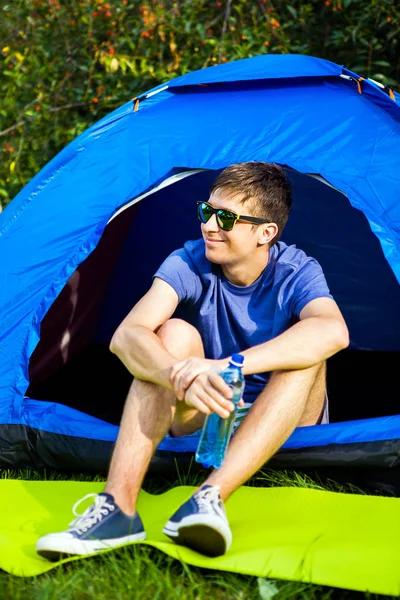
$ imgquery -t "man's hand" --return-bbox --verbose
[169,357,225,399]
[169,357,244,418]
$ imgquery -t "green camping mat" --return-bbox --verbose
[1,480,399,596]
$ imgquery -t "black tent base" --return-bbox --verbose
[1,424,399,497]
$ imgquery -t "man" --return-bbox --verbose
[36,162,349,560]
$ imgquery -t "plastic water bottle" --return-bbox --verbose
[195,353,245,469]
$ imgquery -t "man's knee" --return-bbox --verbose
[269,360,326,384]
[157,318,204,360]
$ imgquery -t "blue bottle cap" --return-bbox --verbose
[230,353,244,367]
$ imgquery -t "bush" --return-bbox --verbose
[1,0,399,210]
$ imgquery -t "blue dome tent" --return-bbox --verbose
[1,55,399,493]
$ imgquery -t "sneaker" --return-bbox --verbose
[162,484,232,557]
[36,492,146,561]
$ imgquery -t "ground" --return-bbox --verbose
[0,466,395,600]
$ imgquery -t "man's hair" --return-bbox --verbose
[209,162,293,244]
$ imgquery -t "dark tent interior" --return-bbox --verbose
[27,168,400,428]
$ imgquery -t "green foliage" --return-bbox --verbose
[0,0,399,210]
[2,543,387,600]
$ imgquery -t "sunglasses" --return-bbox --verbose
[197,201,269,232]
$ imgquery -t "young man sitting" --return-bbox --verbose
[36,162,349,560]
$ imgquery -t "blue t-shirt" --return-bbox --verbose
[154,239,333,402]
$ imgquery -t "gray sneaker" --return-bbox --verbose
[36,492,146,561]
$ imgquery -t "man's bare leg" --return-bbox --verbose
[298,360,327,427]
[104,319,206,515]
[203,361,326,502]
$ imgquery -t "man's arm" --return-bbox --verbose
[110,277,235,416]
[240,297,349,374]
[109,277,181,389]
[170,297,349,395]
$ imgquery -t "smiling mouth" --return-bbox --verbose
[205,238,224,244]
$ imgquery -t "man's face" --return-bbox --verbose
[201,188,268,266]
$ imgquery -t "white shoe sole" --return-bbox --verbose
[36,531,146,560]
[163,514,232,557]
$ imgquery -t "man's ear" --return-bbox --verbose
[258,222,278,246]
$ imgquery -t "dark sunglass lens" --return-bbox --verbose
[198,202,213,223]
[217,209,236,231]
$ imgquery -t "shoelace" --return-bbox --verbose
[195,485,226,519]
[68,493,115,534]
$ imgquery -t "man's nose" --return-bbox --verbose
[203,213,220,232]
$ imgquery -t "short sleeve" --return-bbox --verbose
[282,257,333,319]
[153,248,202,305]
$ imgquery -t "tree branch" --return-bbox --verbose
[48,102,87,113]
[221,0,232,38]
[0,121,27,137]
[217,0,232,61]
[0,103,88,137]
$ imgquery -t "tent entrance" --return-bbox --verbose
[27,169,400,427]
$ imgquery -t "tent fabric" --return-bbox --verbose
[1,479,400,596]
[18,398,400,450]
[340,67,400,123]
[168,54,343,87]
[0,53,400,470]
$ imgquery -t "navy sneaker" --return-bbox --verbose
[36,492,146,561]
[162,484,232,557]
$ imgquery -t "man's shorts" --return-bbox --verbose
[166,391,329,440]
[234,391,329,431]
[318,392,330,424]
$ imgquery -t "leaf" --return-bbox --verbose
[359,37,370,48]
[370,72,389,82]
[344,0,352,7]
[373,60,391,67]
[387,31,398,41]
[109,57,119,73]
[287,6,297,18]
[257,577,279,600]
[351,65,366,73]
[9,161,16,173]
[122,58,137,75]
[195,23,205,38]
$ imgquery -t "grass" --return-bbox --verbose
[0,465,397,600]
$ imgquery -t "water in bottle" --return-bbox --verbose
[195,353,245,469]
